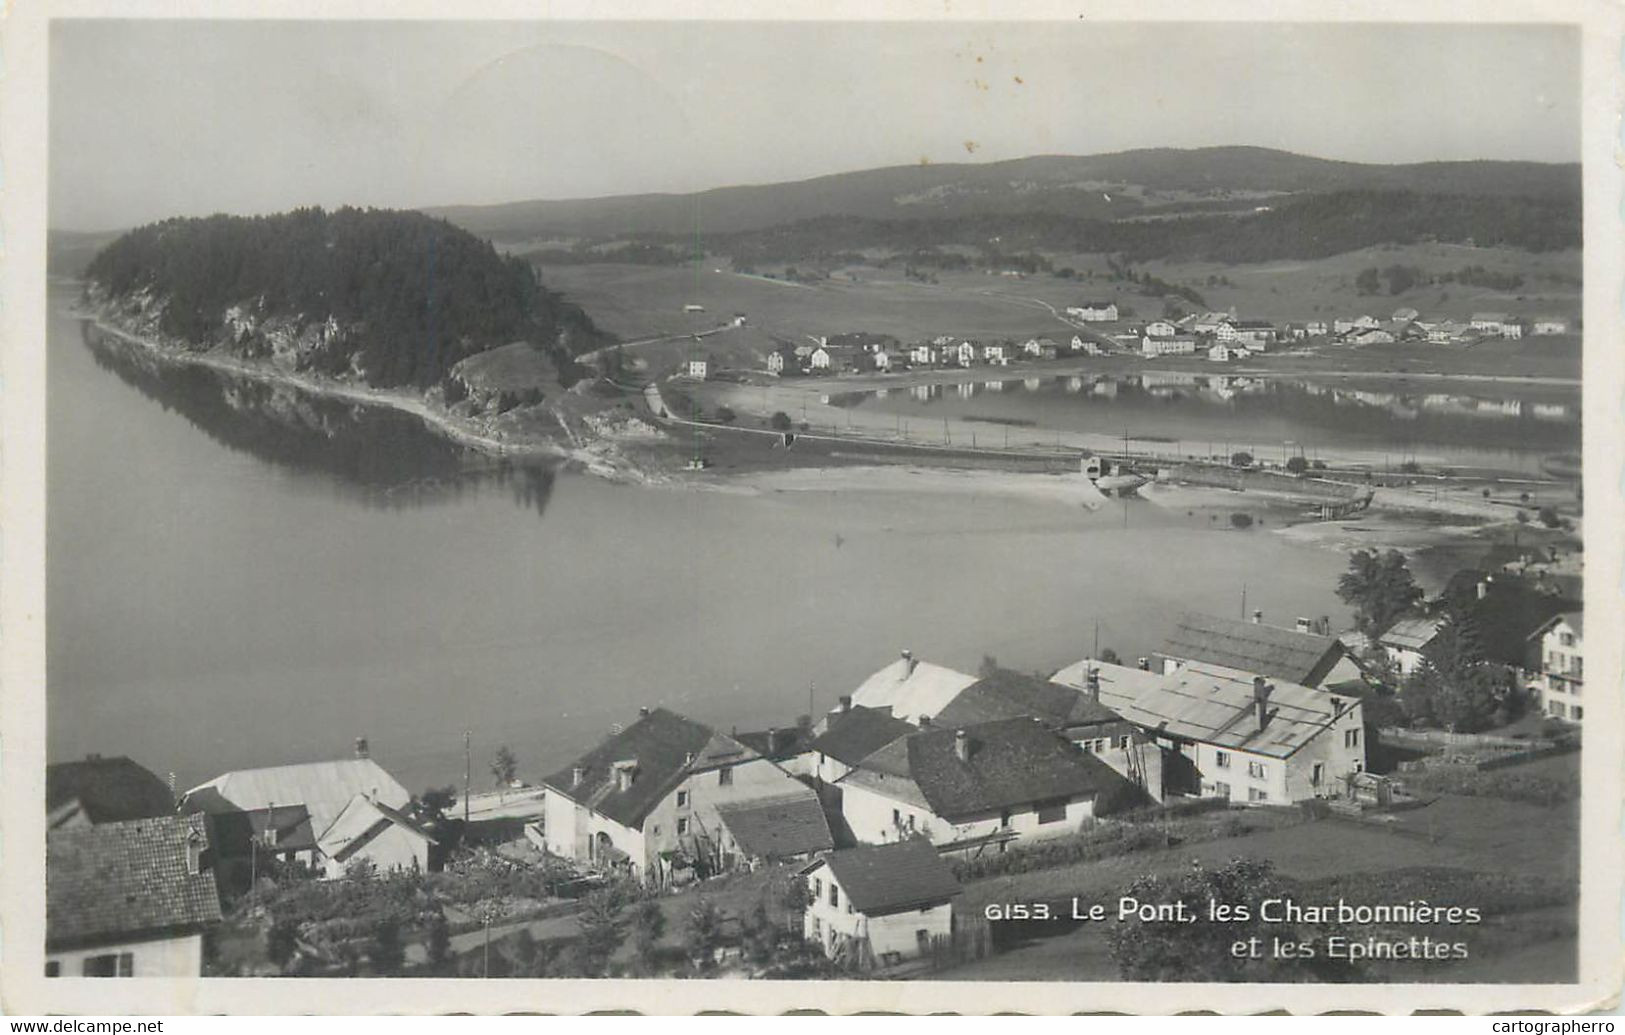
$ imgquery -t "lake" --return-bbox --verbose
[829,371,1580,475]
[50,289,1396,794]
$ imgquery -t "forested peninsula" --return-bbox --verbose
[84,207,603,390]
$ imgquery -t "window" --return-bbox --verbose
[1344,728,1360,749]
[652,824,661,836]
[829,884,839,908]
[1574,707,1584,720]
[82,953,132,977]
[999,809,1012,828]
[1311,763,1324,787]
[1247,760,1266,779]
[1214,751,1231,769]
[1560,632,1575,647]
[892,808,901,826]
[811,877,821,899]
[44,961,60,977]
[846,901,853,915]
[1550,701,1566,718]
[718,766,733,787]
[1035,798,1068,824]
[1248,788,1269,802]
[1118,735,1131,750]
[810,916,821,939]
[676,790,688,808]
[1214,781,1232,798]
[676,818,688,835]
[917,929,932,950]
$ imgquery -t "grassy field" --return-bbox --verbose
[940,793,1577,983]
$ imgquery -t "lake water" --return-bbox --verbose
[49,288,1406,794]
[831,372,1580,474]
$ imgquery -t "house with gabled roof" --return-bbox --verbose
[836,719,1139,855]
[849,650,977,725]
[180,746,411,848]
[541,707,830,885]
[713,793,834,868]
[1530,612,1584,723]
[1377,615,1445,677]
[800,839,961,966]
[47,755,175,830]
[47,814,222,977]
[1159,611,1363,690]
[317,793,439,879]
[807,702,917,783]
[1114,662,1365,804]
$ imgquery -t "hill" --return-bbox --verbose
[427,147,1580,241]
[83,207,604,389]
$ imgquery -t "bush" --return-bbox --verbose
[769,411,792,432]
[1230,451,1254,467]
[1285,455,1309,475]
[1230,512,1254,529]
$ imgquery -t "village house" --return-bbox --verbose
[47,755,175,830]
[733,723,817,777]
[1284,322,1309,341]
[850,650,977,725]
[1377,615,1445,677]
[1190,311,1236,336]
[1159,611,1365,690]
[871,348,893,372]
[836,718,1139,855]
[800,839,961,967]
[1111,662,1367,804]
[684,357,709,380]
[807,346,832,371]
[1439,571,1577,678]
[909,343,938,366]
[1530,612,1584,722]
[1391,307,1420,323]
[1218,320,1274,348]
[1066,301,1119,322]
[933,669,1160,802]
[47,814,222,977]
[1427,320,1471,344]
[1532,317,1571,336]
[540,707,831,885]
[945,341,977,367]
[1347,327,1396,346]
[1141,335,1198,357]
[1469,312,1515,336]
[180,746,413,879]
[981,342,1009,365]
[1207,344,1235,362]
[1305,320,1329,337]
[205,804,320,892]
[806,702,917,784]
[1143,320,1179,338]
[316,792,439,879]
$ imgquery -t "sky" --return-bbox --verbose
[48,20,1580,231]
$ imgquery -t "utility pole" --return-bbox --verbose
[463,730,472,826]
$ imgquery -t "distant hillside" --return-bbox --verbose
[84,207,603,389]
[429,147,1580,241]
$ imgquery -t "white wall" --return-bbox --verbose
[47,933,204,977]
[838,779,1093,850]
[541,787,647,880]
[321,823,430,880]
[802,865,954,963]
[1185,700,1365,804]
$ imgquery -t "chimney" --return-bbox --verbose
[1251,609,1264,625]
[838,695,853,713]
[613,760,636,792]
[918,715,933,729]
[1295,617,1311,634]
[768,727,787,754]
[1253,677,1273,732]
[1477,579,1490,600]
[954,729,971,763]
[571,765,585,787]
[638,706,651,718]
[901,649,917,676]
[1085,665,1102,702]
[683,751,696,767]
[1137,657,1151,671]
[353,737,370,759]
[1318,616,1331,636]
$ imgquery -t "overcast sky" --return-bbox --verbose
[49,20,1579,231]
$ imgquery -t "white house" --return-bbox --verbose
[1160,610,1365,690]
[808,346,833,371]
[765,351,786,375]
[1208,344,1235,362]
[1066,302,1119,322]
[316,793,438,879]
[685,358,709,380]
[1378,616,1445,677]
[1114,663,1366,804]
[836,718,1138,855]
[1143,320,1179,338]
[1347,328,1396,346]
[1305,321,1329,337]
[849,650,977,725]
[1531,613,1584,722]
[1470,312,1516,336]
[910,343,938,365]
[1532,317,1571,336]
[981,343,1009,365]
[801,839,961,967]
[1070,335,1103,356]
[872,349,893,372]
[1427,321,1471,344]
[946,341,977,367]
[46,814,222,977]
[1141,335,1198,357]
[540,708,831,885]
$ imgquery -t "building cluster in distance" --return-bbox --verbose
[678,300,1572,382]
[47,562,1583,975]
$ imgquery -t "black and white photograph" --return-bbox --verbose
[4,3,1620,1016]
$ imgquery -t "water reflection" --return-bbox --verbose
[80,321,558,515]
[830,372,1579,455]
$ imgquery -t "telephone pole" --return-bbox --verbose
[463,730,472,825]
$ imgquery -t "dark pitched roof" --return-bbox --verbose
[814,839,961,915]
[809,706,916,766]
[206,804,317,857]
[1161,612,1344,686]
[934,670,1123,731]
[47,814,222,950]
[715,792,834,860]
[541,708,758,829]
[47,756,174,825]
[856,719,1131,820]
[1440,573,1578,667]
[735,724,816,762]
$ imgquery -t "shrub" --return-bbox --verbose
[1230,451,1254,467]
[1230,512,1254,529]
[1285,455,1309,475]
